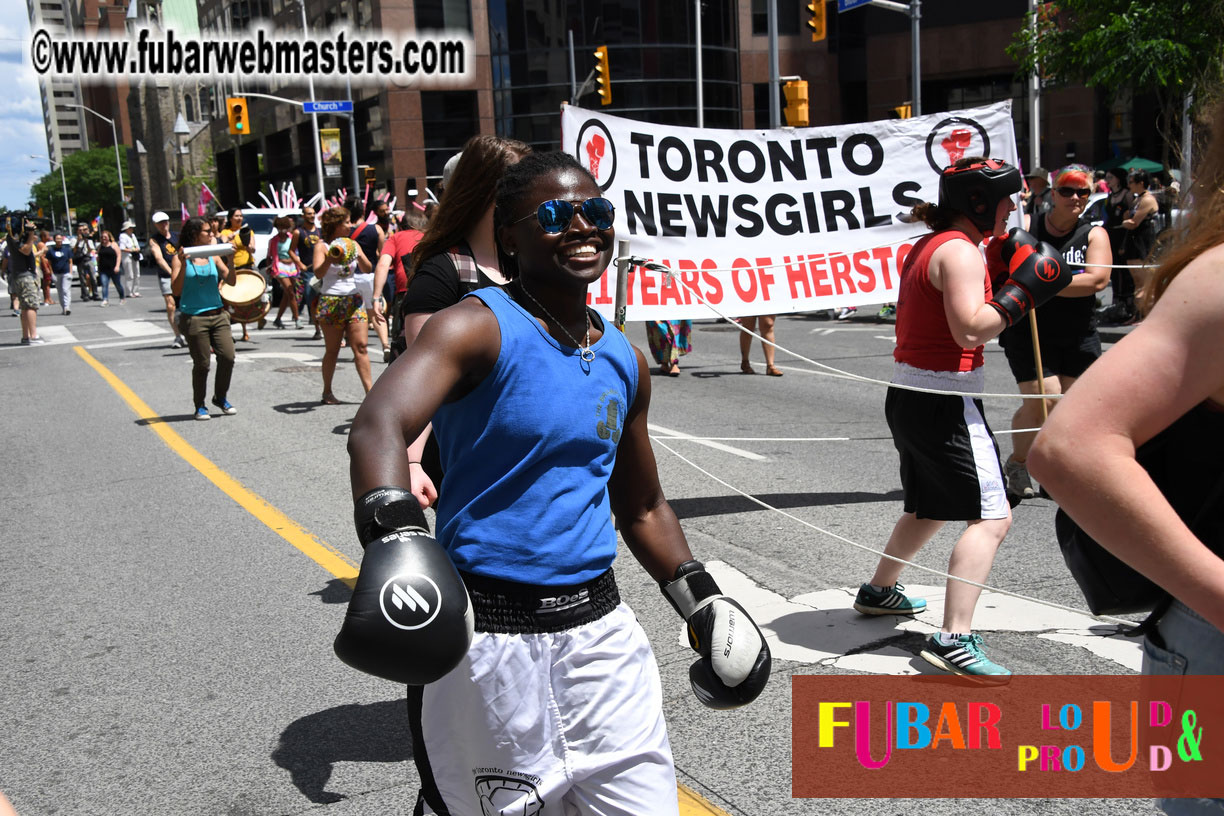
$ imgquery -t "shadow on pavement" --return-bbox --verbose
[136,413,201,425]
[272,400,329,415]
[272,700,413,804]
[309,577,353,605]
[668,490,904,519]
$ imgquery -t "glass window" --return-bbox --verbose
[416,0,472,31]
[752,0,800,36]
[420,90,478,179]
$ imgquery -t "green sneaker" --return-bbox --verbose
[920,633,1011,677]
[853,582,927,616]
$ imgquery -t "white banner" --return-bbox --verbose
[562,101,1019,321]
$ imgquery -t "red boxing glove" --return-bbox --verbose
[987,229,1072,326]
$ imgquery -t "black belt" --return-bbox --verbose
[189,308,223,316]
[460,568,619,634]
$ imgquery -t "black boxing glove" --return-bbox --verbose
[333,527,474,685]
[986,228,1072,326]
[354,486,427,547]
[662,560,771,710]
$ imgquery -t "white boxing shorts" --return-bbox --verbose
[408,599,678,816]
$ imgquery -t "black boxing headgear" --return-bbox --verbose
[937,158,1022,231]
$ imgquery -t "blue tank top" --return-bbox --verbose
[432,287,639,586]
[179,256,224,315]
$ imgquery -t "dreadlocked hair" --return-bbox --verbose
[494,151,597,281]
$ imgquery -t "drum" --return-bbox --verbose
[220,269,266,309]
[227,297,271,325]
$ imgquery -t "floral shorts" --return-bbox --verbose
[316,293,366,326]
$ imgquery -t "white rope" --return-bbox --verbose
[651,436,1136,629]
[633,258,1063,402]
[649,426,1044,443]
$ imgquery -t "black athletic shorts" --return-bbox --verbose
[1000,330,1101,383]
[885,384,1009,521]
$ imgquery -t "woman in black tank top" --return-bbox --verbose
[1031,107,1224,810]
[998,165,1112,502]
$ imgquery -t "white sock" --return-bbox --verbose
[936,632,966,646]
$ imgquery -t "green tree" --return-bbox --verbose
[28,147,130,232]
[1008,0,1224,165]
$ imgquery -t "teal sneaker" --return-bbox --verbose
[853,582,927,616]
[920,633,1011,677]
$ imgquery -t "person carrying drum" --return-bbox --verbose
[170,217,239,421]
[220,208,257,342]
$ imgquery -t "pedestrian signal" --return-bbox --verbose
[807,0,827,42]
[783,80,809,127]
[593,46,611,106]
[893,103,912,119]
[227,97,249,135]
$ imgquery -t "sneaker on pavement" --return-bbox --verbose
[835,306,857,321]
[921,633,1011,678]
[1004,458,1036,501]
[854,582,927,616]
[194,406,211,421]
[877,304,896,318]
[383,346,391,363]
[172,337,185,349]
[28,336,46,345]
[20,337,30,345]
[211,397,237,415]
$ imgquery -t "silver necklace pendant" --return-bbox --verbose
[518,282,595,362]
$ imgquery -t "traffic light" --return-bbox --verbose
[893,103,913,119]
[807,0,827,42]
[593,45,611,106]
[227,97,249,135]
[363,166,376,183]
[783,80,809,127]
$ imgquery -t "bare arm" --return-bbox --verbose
[313,240,331,277]
[288,232,304,270]
[931,239,1009,348]
[608,346,696,583]
[348,301,498,499]
[355,245,372,275]
[149,242,172,277]
[373,248,394,300]
[215,255,235,286]
[1029,247,1224,632]
[1058,226,1112,298]
[1122,193,1158,229]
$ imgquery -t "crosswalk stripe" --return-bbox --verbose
[37,325,78,344]
[106,319,167,337]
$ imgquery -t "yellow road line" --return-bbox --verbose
[75,346,359,586]
[77,345,729,816]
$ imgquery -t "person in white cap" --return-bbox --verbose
[118,220,142,298]
[147,211,185,348]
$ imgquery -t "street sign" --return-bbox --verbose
[837,0,871,11]
[303,101,353,114]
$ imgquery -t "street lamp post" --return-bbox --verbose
[297,0,328,200]
[31,154,71,232]
[64,103,127,221]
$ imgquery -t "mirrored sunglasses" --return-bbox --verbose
[1056,186,1093,199]
[514,198,615,233]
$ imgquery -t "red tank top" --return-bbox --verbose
[893,230,989,373]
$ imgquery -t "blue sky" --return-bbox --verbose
[1,14,53,211]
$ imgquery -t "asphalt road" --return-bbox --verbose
[0,286,1158,816]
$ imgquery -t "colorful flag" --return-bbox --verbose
[92,208,103,229]
[181,202,190,222]
[197,200,206,216]
[200,183,216,208]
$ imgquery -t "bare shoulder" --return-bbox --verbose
[928,234,981,290]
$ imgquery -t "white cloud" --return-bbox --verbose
[0,15,51,209]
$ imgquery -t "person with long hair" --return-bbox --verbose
[396,133,531,506]
[267,215,300,329]
[996,164,1111,501]
[1030,102,1224,816]
[220,208,256,341]
[169,217,238,420]
[95,230,125,306]
[1120,168,1161,310]
[1098,166,1137,323]
[347,151,769,815]
[851,157,1070,678]
[344,196,389,359]
[313,206,374,403]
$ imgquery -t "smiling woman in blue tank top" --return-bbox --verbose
[347,151,771,816]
